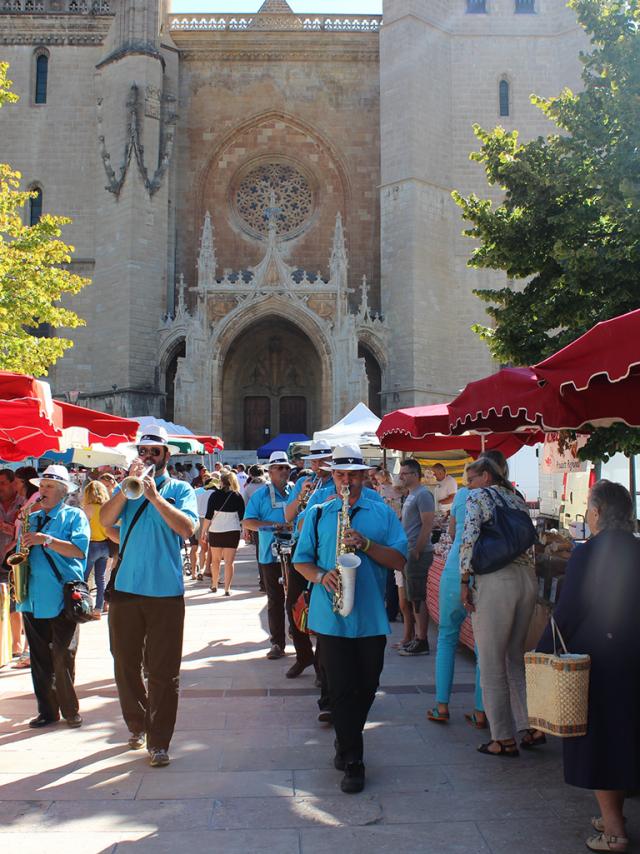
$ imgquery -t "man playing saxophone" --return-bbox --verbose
[294,444,407,794]
[17,465,90,728]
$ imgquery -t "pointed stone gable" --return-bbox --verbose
[249,0,302,30]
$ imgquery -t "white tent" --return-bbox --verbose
[313,402,381,447]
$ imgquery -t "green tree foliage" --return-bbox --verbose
[453,1,640,460]
[0,61,89,376]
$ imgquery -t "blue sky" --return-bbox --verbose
[171,1,382,14]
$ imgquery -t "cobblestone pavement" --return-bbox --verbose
[1,543,637,853]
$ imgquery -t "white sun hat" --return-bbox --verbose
[302,440,333,461]
[267,451,294,468]
[30,464,79,493]
[134,423,182,455]
[329,444,370,471]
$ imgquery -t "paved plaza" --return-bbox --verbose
[0,543,636,854]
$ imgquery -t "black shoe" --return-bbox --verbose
[29,714,60,728]
[266,644,285,660]
[65,714,83,728]
[314,676,322,688]
[286,659,313,679]
[341,761,365,794]
[334,739,345,771]
[317,710,333,725]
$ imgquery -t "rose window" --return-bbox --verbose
[234,163,314,239]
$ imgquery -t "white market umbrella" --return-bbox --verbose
[314,402,381,447]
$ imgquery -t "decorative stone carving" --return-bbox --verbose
[233,163,314,240]
[97,83,177,197]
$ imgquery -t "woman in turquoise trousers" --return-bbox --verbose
[427,486,485,727]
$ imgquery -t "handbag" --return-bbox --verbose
[471,488,536,575]
[293,587,312,634]
[524,617,591,737]
[42,549,94,624]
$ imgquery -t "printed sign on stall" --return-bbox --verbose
[540,433,589,474]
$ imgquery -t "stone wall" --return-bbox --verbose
[380,0,585,412]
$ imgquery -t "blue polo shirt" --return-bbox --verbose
[114,474,198,597]
[294,493,408,638]
[17,501,89,619]
[244,482,291,564]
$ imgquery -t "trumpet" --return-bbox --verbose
[121,464,155,500]
[7,506,32,604]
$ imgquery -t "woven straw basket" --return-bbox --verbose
[525,618,590,737]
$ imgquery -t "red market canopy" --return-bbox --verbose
[376,402,543,458]
[174,433,224,453]
[534,309,640,393]
[0,372,139,461]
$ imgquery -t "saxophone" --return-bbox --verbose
[332,485,361,617]
[7,507,31,605]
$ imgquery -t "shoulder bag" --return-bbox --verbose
[471,487,537,575]
[104,499,150,601]
[41,548,94,624]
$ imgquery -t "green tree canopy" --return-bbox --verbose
[0,61,89,376]
[453,0,640,459]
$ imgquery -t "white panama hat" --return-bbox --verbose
[134,423,181,455]
[267,451,294,468]
[329,444,370,472]
[30,464,79,493]
[302,440,333,461]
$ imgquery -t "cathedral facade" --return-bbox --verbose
[0,0,585,448]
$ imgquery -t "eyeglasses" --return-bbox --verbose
[137,447,164,457]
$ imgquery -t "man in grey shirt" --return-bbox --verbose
[398,459,434,655]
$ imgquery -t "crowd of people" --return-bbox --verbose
[1,426,638,849]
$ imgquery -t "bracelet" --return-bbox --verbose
[362,538,371,553]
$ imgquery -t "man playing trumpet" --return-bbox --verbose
[100,425,198,767]
[294,445,407,794]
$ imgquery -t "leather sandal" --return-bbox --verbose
[591,817,627,834]
[477,740,519,758]
[519,728,547,750]
[585,832,628,852]
[464,711,488,730]
[426,707,449,723]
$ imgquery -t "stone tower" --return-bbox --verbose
[85,0,178,415]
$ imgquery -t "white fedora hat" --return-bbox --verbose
[302,440,333,461]
[267,451,294,468]
[134,423,181,455]
[329,444,370,471]
[30,464,79,493]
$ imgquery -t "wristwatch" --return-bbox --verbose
[42,534,54,548]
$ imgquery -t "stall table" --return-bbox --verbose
[426,555,475,652]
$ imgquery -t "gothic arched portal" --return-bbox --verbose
[221,316,323,449]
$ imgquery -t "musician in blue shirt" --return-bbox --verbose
[101,425,198,768]
[295,445,408,794]
[244,451,315,676]
[19,465,89,729]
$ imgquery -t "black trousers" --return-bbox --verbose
[316,633,386,763]
[261,561,314,663]
[108,594,185,751]
[23,611,79,720]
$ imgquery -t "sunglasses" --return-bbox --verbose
[137,446,165,457]
[271,465,290,471]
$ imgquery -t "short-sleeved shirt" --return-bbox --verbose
[401,485,435,550]
[244,482,292,564]
[17,500,90,619]
[295,493,408,638]
[194,486,212,518]
[435,474,458,507]
[113,474,198,597]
